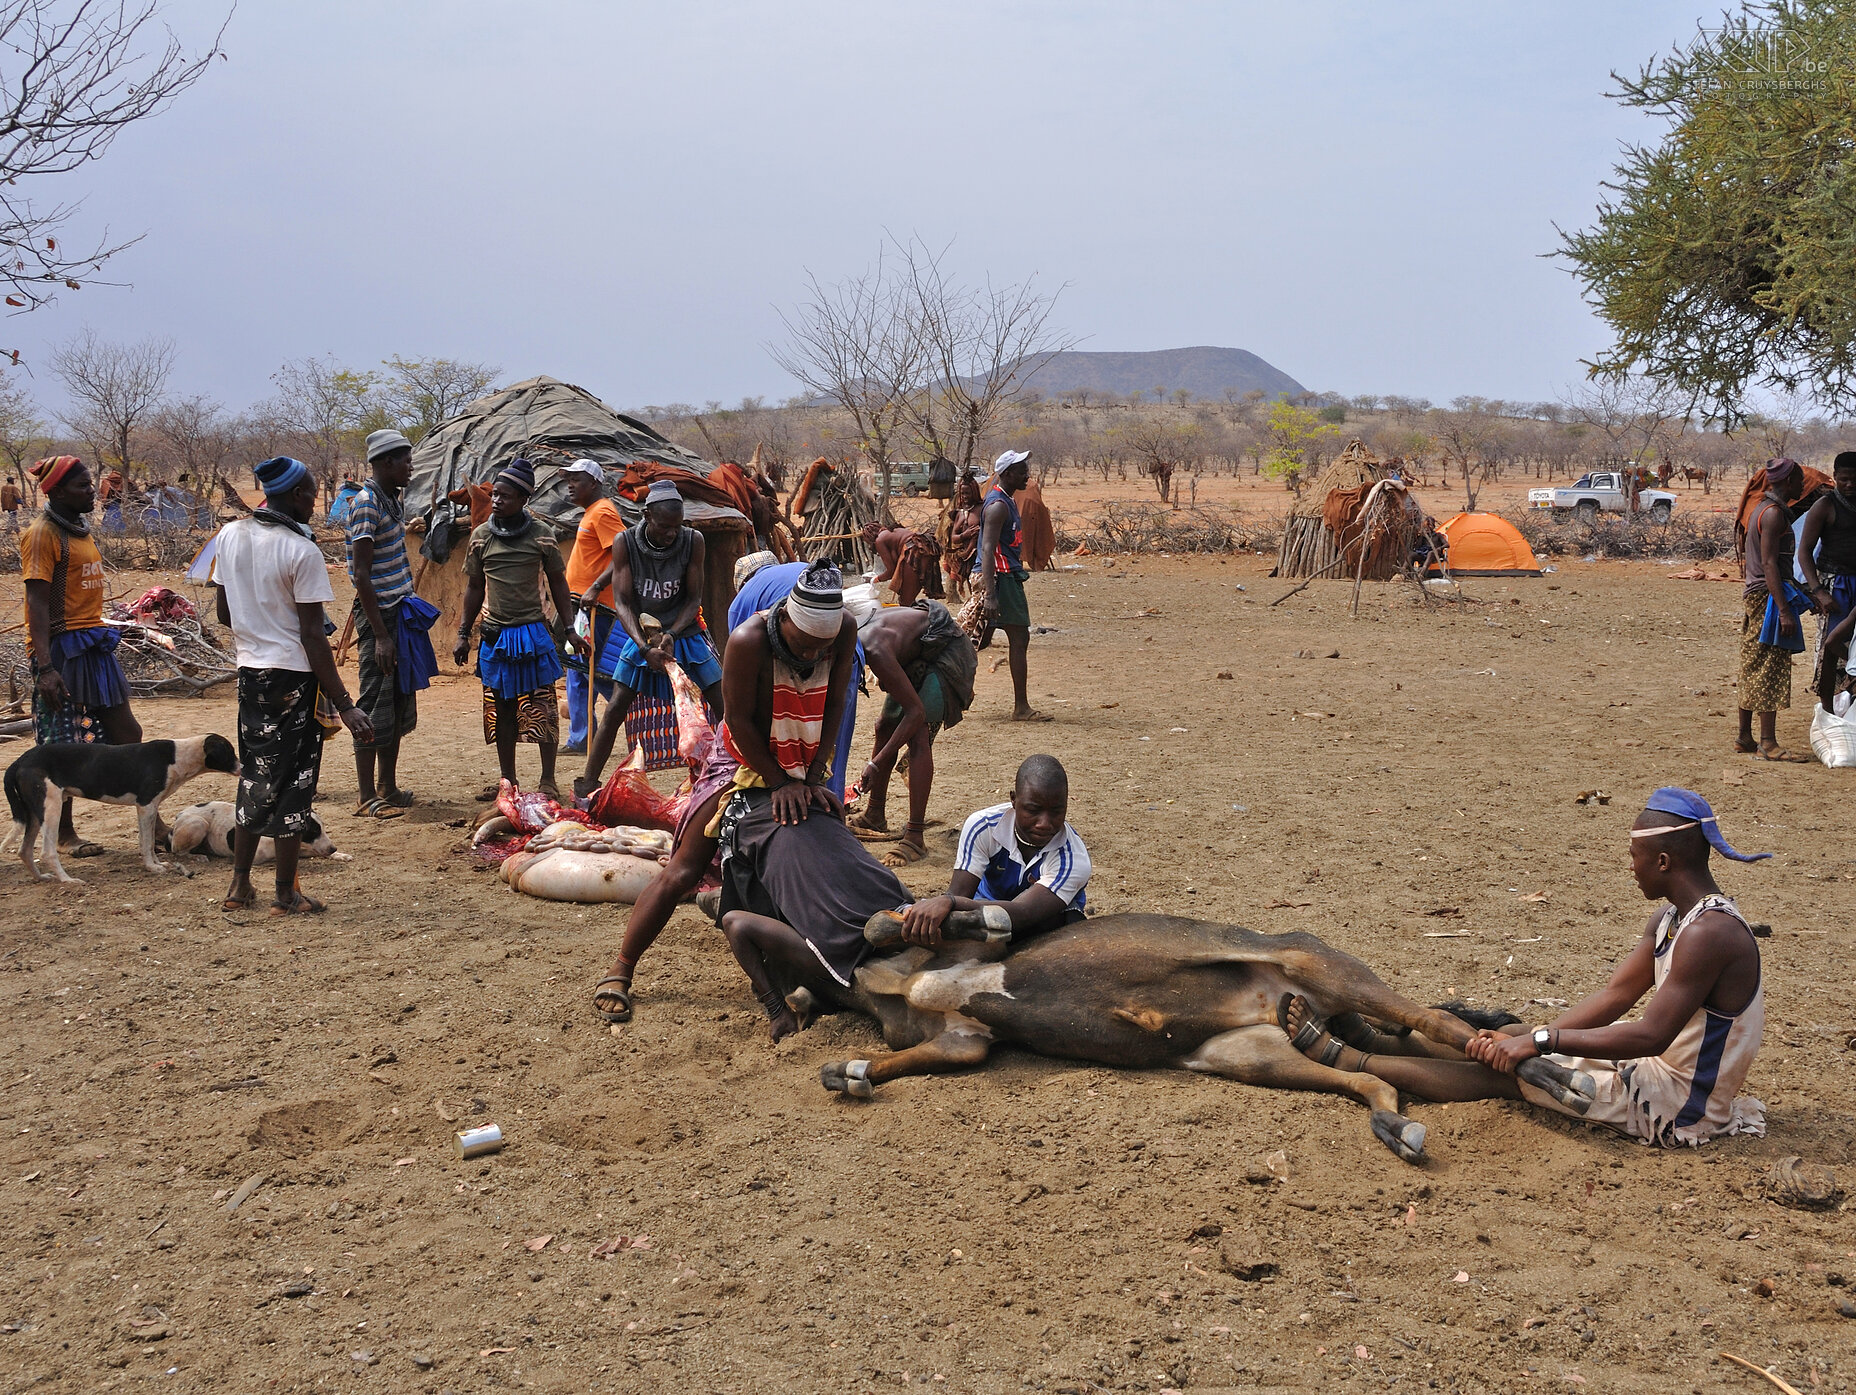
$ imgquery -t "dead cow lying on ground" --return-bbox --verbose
[813,910,1593,1162]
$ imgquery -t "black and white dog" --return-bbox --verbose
[3,736,240,884]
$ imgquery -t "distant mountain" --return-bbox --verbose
[1022,346,1304,402]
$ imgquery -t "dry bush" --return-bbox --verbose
[1506,508,1735,560]
[1051,502,1284,557]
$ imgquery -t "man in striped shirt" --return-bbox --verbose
[344,430,419,816]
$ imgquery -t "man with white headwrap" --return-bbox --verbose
[589,559,859,1027]
[704,559,913,1041]
[1279,787,1769,1148]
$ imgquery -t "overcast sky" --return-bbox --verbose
[9,1,1712,420]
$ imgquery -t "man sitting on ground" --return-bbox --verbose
[898,754,1090,948]
[1280,788,1767,1148]
[590,559,859,1027]
[845,597,977,866]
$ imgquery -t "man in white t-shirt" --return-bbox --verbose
[212,456,371,916]
[899,753,1090,948]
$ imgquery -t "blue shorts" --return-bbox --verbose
[597,627,723,700]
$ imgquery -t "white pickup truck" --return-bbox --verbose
[1528,471,1677,524]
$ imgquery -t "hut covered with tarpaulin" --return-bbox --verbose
[404,376,756,646]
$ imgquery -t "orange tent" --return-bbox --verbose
[1439,512,1541,575]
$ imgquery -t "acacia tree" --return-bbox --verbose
[267,355,379,488]
[0,371,45,496]
[0,2,227,319]
[895,236,1079,482]
[1260,400,1337,494]
[378,356,500,440]
[1108,416,1202,505]
[1560,4,1856,422]
[1562,375,1686,474]
[147,393,236,498]
[49,328,173,473]
[769,249,927,515]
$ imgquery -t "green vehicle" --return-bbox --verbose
[874,461,933,497]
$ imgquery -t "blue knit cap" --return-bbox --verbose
[254,456,309,497]
[1638,787,1772,862]
[495,457,536,496]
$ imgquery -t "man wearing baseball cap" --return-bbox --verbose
[559,459,623,754]
[972,449,1047,721]
[576,479,725,799]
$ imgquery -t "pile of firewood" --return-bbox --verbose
[789,458,879,574]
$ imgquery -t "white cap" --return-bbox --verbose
[365,428,412,461]
[994,448,1030,471]
[561,458,605,482]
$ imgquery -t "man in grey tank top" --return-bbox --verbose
[576,481,725,798]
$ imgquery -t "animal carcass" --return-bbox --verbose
[497,820,672,904]
[816,912,1595,1163]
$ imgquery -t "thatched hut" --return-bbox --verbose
[1273,439,1389,579]
[404,377,755,646]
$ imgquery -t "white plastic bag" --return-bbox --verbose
[1809,702,1856,768]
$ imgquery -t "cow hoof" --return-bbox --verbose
[945,904,1013,942]
[1370,1109,1427,1163]
[1516,1056,1596,1115]
[864,909,909,950]
[820,1059,875,1099]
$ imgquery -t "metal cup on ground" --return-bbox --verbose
[454,1124,504,1160]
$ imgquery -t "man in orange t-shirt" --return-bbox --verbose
[560,459,624,753]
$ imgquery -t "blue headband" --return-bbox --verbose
[254,455,310,497]
[1638,787,1772,862]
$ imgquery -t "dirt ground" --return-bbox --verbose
[3,551,1854,1395]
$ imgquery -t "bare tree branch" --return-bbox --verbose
[48,326,172,472]
[0,1,229,316]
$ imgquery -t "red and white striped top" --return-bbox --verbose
[721,641,831,781]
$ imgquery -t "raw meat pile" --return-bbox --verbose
[472,660,716,902]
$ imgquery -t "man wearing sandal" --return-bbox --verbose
[344,429,431,819]
[848,598,977,866]
[213,455,373,916]
[1736,457,1813,761]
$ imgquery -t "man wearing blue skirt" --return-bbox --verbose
[454,459,583,799]
[574,480,724,798]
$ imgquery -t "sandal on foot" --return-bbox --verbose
[1277,994,1348,1065]
[64,840,105,859]
[222,892,256,913]
[592,976,634,1024]
[474,783,500,803]
[1733,738,1758,754]
[269,892,327,917]
[353,797,406,820]
[880,841,927,867]
[1757,747,1812,763]
[380,789,415,809]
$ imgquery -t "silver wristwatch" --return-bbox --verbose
[1532,1027,1554,1055]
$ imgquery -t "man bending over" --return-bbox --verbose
[1280,788,1767,1148]
[846,597,977,866]
[591,559,858,1026]
[899,754,1090,949]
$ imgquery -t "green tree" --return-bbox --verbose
[1560,4,1856,422]
[379,357,501,440]
[1260,400,1337,491]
